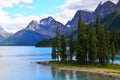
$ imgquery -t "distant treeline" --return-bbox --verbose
[51,16,118,65]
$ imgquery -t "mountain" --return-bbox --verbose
[93,1,115,20]
[0,25,12,41]
[66,10,92,31]
[26,20,40,31]
[0,26,5,40]
[0,26,8,38]
[39,17,66,33]
[2,1,119,46]
[114,0,120,12]
[3,17,66,45]
[66,1,115,31]
[27,17,66,37]
[102,0,120,29]
[40,17,64,27]
[36,1,118,47]
[3,29,50,45]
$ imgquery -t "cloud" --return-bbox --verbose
[57,0,118,11]
[1,14,41,33]
[57,0,82,10]
[0,12,50,33]
[51,10,75,25]
[19,4,33,9]
[0,0,33,33]
[27,6,33,9]
[0,0,32,8]
[52,0,118,24]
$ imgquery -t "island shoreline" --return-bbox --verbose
[37,61,120,79]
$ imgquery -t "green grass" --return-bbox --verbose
[48,61,120,71]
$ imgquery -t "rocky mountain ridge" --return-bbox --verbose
[65,1,116,31]
[0,0,119,45]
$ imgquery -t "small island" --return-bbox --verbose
[37,15,120,79]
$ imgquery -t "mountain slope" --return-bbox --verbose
[66,1,115,31]
[114,0,120,12]
[39,17,66,33]
[3,17,66,45]
[102,0,120,29]
[3,29,51,45]
[66,10,92,31]
[0,25,12,41]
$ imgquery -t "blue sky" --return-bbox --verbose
[3,0,64,18]
[0,0,118,33]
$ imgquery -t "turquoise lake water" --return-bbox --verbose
[0,46,119,80]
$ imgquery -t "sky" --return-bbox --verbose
[0,0,118,33]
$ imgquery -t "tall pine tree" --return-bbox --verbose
[69,33,75,61]
[76,16,88,64]
[96,16,108,65]
[88,26,97,64]
[51,42,57,61]
[60,34,67,61]
[96,16,101,63]
[111,42,116,64]
[105,29,110,64]
[56,26,61,61]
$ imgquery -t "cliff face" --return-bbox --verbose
[114,0,120,12]
[92,1,115,22]
[102,0,120,29]
[65,1,116,32]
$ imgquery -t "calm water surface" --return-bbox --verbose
[0,46,119,80]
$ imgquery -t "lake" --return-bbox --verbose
[0,46,119,80]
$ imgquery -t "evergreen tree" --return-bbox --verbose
[96,16,108,65]
[51,42,57,60]
[69,33,75,61]
[95,16,101,63]
[56,26,61,60]
[110,30,120,52]
[114,30,120,51]
[99,26,107,65]
[76,16,88,64]
[105,29,110,64]
[88,26,97,64]
[111,42,116,64]
[60,34,67,61]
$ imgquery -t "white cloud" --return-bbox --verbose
[57,0,118,11]
[27,6,33,9]
[19,4,33,9]
[0,0,33,33]
[1,14,41,33]
[0,0,32,8]
[53,0,118,24]
[51,10,75,24]
[57,0,82,10]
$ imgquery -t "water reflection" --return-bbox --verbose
[51,67,120,80]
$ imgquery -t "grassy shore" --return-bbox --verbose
[37,61,120,79]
